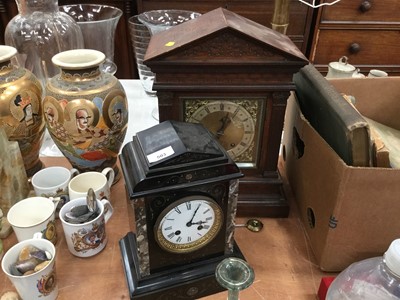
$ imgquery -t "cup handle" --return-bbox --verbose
[101,199,114,223]
[49,197,61,212]
[70,168,80,178]
[101,167,115,187]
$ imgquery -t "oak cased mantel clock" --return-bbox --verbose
[144,8,309,217]
[119,120,244,299]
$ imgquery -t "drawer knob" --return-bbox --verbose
[359,1,372,12]
[349,43,361,54]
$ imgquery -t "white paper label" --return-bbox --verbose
[147,146,174,163]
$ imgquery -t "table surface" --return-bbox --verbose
[1,81,336,300]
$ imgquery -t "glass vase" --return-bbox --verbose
[43,49,128,183]
[128,10,201,120]
[4,0,84,88]
[60,4,122,76]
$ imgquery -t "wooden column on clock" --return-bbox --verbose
[144,8,308,218]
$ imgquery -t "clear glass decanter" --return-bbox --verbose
[4,0,84,88]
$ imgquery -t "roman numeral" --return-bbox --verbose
[232,106,240,117]
[174,207,181,214]
[164,226,172,231]
[186,202,191,210]
[176,236,182,243]
[167,232,175,239]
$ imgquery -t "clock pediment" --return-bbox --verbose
[120,121,243,197]
[144,7,308,66]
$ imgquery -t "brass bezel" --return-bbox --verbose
[183,97,265,167]
[155,195,224,254]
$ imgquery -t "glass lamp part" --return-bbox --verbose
[215,257,255,300]
[60,4,122,75]
[4,0,84,87]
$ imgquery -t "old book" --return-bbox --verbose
[293,64,371,167]
[365,116,400,168]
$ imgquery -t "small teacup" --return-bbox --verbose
[1,237,58,300]
[68,167,114,201]
[368,69,388,78]
[7,197,59,244]
[31,166,79,214]
[59,197,114,257]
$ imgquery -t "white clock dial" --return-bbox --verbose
[155,196,223,253]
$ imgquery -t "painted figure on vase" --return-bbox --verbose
[43,91,128,171]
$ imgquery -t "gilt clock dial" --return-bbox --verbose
[184,98,264,167]
[155,195,223,254]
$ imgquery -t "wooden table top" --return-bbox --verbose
[0,157,336,300]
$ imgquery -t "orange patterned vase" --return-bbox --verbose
[0,45,44,177]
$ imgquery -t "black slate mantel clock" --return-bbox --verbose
[119,120,244,300]
[144,7,309,218]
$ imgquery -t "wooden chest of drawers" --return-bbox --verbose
[310,0,400,75]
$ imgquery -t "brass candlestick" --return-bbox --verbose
[271,0,290,34]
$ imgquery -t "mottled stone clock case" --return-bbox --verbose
[144,8,309,218]
[119,121,244,299]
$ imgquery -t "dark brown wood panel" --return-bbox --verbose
[321,0,400,23]
[1,1,315,80]
[313,29,400,66]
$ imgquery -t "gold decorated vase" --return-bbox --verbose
[44,49,128,181]
[0,45,44,177]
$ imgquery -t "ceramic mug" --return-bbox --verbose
[59,197,114,257]
[31,166,79,214]
[7,197,59,244]
[68,167,114,201]
[1,237,58,300]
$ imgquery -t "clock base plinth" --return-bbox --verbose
[119,232,245,300]
[237,176,289,218]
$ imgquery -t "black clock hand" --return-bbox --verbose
[187,204,201,226]
[191,220,207,225]
[216,113,231,139]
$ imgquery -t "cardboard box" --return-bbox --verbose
[281,77,400,272]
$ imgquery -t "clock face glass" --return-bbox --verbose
[155,196,223,253]
[184,98,265,167]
